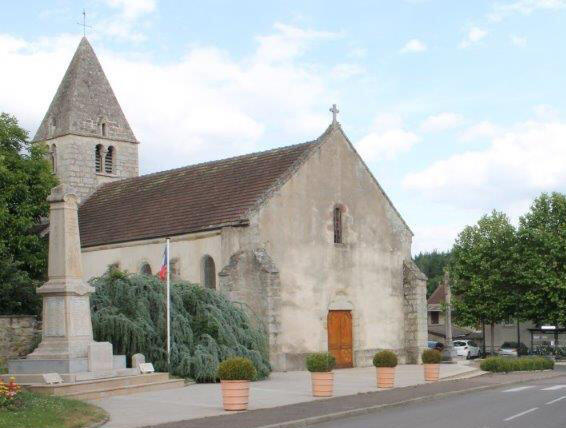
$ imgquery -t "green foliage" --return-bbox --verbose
[413,250,451,298]
[480,356,554,372]
[0,113,57,315]
[89,270,271,382]
[422,349,441,364]
[305,352,336,372]
[516,193,566,327]
[449,211,517,329]
[0,391,107,427]
[372,350,398,368]
[217,357,256,381]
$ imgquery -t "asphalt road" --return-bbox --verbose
[316,376,566,428]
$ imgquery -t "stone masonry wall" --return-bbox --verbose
[403,259,428,364]
[218,248,283,370]
[0,316,41,361]
[48,134,138,202]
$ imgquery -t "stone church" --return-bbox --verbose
[33,37,427,371]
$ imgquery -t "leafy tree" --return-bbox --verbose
[0,113,57,315]
[414,250,451,297]
[448,211,517,353]
[90,270,271,382]
[516,193,566,327]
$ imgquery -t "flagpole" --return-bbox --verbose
[166,238,171,367]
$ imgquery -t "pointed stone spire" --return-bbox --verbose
[33,37,137,143]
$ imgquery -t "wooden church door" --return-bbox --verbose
[327,310,353,368]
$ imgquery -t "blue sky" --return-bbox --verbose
[2,0,566,253]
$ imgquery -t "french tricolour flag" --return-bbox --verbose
[158,245,168,281]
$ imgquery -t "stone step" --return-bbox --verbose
[62,378,186,400]
[27,373,180,398]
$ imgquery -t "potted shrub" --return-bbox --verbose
[373,350,398,388]
[306,352,336,397]
[422,349,442,381]
[217,357,256,411]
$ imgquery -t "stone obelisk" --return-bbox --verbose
[27,185,95,361]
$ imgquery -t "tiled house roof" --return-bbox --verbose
[78,139,321,247]
[427,282,446,305]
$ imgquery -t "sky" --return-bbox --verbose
[2,0,566,254]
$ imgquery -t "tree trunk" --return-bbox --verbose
[490,322,495,355]
[482,320,486,356]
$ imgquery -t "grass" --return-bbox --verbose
[0,391,107,428]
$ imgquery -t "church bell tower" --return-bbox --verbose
[33,37,139,202]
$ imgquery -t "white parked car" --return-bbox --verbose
[452,340,480,359]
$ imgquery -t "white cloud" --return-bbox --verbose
[95,0,157,42]
[412,224,465,254]
[348,47,367,59]
[355,114,421,162]
[459,27,488,48]
[0,23,342,173]
[510,34,527,47]
[104,0,156,19]
[420,112,464,133]
[403,118,566,211]
[330,63,364,79]
[459,121,501,142]
[255,23,340,63]
[533,104,559,120]
[400,39,427,53]
[489,0,566,21]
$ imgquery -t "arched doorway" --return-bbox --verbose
[327,310,353,368]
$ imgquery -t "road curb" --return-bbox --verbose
[257,372,566,428]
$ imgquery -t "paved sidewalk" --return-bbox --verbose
[154,370,565,428]
[95,363,477,428]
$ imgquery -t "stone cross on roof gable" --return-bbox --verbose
[330,104,339,124]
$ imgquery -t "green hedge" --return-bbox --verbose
[217,357,256,381]
[373,350,398,368]
[306,353,336,372]
[480,356,554,373]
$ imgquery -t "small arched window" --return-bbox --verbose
[95,144,103,173]
[101,122,107,137]
[202,255,216,289]
[140,262,152,275]
[333,206,343,244]
[105,146,114,174]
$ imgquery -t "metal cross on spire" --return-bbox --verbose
[77,9,92,37]
[329,104,339,124]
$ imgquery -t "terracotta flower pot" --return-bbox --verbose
[311,371,334,397]
[221,380,250,411]
[424,364,440,381]
[376,367,395,388]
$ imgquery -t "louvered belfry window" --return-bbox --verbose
[95,145,102,172]
[105,146,114,174]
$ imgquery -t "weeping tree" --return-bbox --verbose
[89,269,271,382]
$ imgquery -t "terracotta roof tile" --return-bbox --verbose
[427,282,446,305]
[78,140,320,247]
